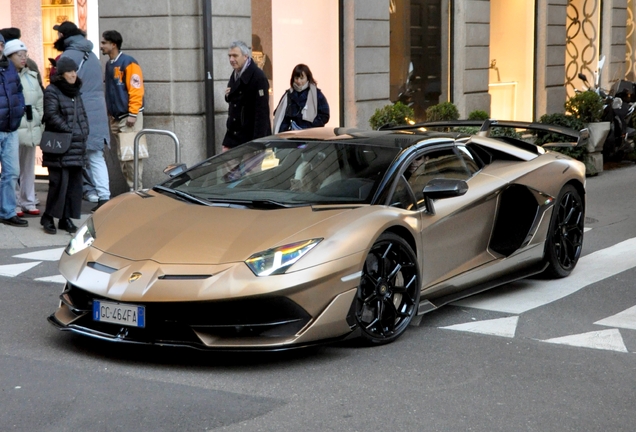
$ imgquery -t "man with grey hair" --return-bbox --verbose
[222,40,271,151]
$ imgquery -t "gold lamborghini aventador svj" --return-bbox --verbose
[49,121,587,350]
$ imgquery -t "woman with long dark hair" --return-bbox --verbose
[273,64,330,133]
[40,57,89,235]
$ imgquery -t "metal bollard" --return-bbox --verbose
[133,129,181,191]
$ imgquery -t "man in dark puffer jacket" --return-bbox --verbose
[0,33,28,227]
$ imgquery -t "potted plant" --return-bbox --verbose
[369,102,415,130]
[536,112,600,175]
[564,90,609,154]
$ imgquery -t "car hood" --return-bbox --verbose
[91,191,352,264]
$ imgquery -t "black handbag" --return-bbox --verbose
[40,99,77,154]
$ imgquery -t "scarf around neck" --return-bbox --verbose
[273,83,319,133]
[52,76,82,97]
[234,57,251,81]
[293,81,309,92]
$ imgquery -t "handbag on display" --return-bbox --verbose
[118,131,149,161]
[40,99,77,155]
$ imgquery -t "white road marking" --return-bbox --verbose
[0,262,41,277]
[440,316,519,338]
[595,306,636,330]
[13,247,65,262]
[35,275,67,284]
[453,237,636,314]
[540,329,628,353]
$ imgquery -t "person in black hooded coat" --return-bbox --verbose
[41,57,89,235]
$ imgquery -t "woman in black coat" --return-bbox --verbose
[41,57,89,235]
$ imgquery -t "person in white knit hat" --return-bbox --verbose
[4,39,44,217]
[0,32,28,227]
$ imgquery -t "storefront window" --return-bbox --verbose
[626,0,636,80]
[390,0,443,122]
[489,0,535,121]
[41,0,75,84]
[252,0,340,128]
[564,0,600,98]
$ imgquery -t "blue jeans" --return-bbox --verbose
[85,148,110,200]
[0,131,20,219]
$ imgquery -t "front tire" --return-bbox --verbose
[355,232,420,344]
[542,184,584,278]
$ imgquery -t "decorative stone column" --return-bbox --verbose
[99,0,248,194]
[342,0,391,128]
[535,0,568,117]
[452,0,491,118]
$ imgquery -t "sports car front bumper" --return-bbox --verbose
[49,247,366,350]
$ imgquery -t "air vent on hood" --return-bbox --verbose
[158,275,213,280]
[87,262,117,274]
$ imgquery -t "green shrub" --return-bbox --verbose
[564,90,603,123]
[535,113,586,146]
[536,112,590,170]
[468,110,489,121]
[425,102,460,122]
[455,126,480,135]
[491,127,523,139]
[368,102,415,130]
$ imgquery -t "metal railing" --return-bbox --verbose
[133,129,181,190]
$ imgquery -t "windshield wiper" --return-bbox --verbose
[207,198,299,209]
[250,199,298,209]
[153,185,211,206]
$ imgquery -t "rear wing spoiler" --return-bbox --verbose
[381,119,589,149]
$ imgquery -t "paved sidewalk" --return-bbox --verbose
[0,180,94,250]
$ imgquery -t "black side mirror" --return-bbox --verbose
[422,178,468,215]
[578,72,589,84]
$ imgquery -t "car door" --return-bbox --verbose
[399,145,507,294]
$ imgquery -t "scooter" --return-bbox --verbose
[578,56,635,160]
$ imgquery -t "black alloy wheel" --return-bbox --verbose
[355,232,420,344]
[543,184,584,278]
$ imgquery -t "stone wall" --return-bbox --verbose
[99,0,206,195]
[601,0,628,88]
[453,0,491,117]
[210,0,251,153]
[535,0,567,117]
[343,0,391,129]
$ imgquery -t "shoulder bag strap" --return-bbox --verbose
[77,51,90,73]
[70,98,78,134]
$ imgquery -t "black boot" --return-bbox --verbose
[40,214,56,235]
[58,218,77,233]
[91,199,109,213]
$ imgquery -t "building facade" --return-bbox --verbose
[2,0,634,191]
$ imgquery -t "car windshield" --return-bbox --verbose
[159,140,401,206]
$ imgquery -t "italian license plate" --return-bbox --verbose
[93,300,145,328]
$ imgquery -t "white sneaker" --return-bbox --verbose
[85,193,99,203]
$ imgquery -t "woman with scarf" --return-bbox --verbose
[273,64,330,133]
[40,57,89,235]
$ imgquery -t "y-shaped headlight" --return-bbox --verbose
[65,217,96,256]
[245,239,322,276]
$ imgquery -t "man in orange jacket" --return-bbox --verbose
[100,30,146,190]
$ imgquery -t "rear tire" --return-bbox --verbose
[355,233,420,344]
[542,184,584,278]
